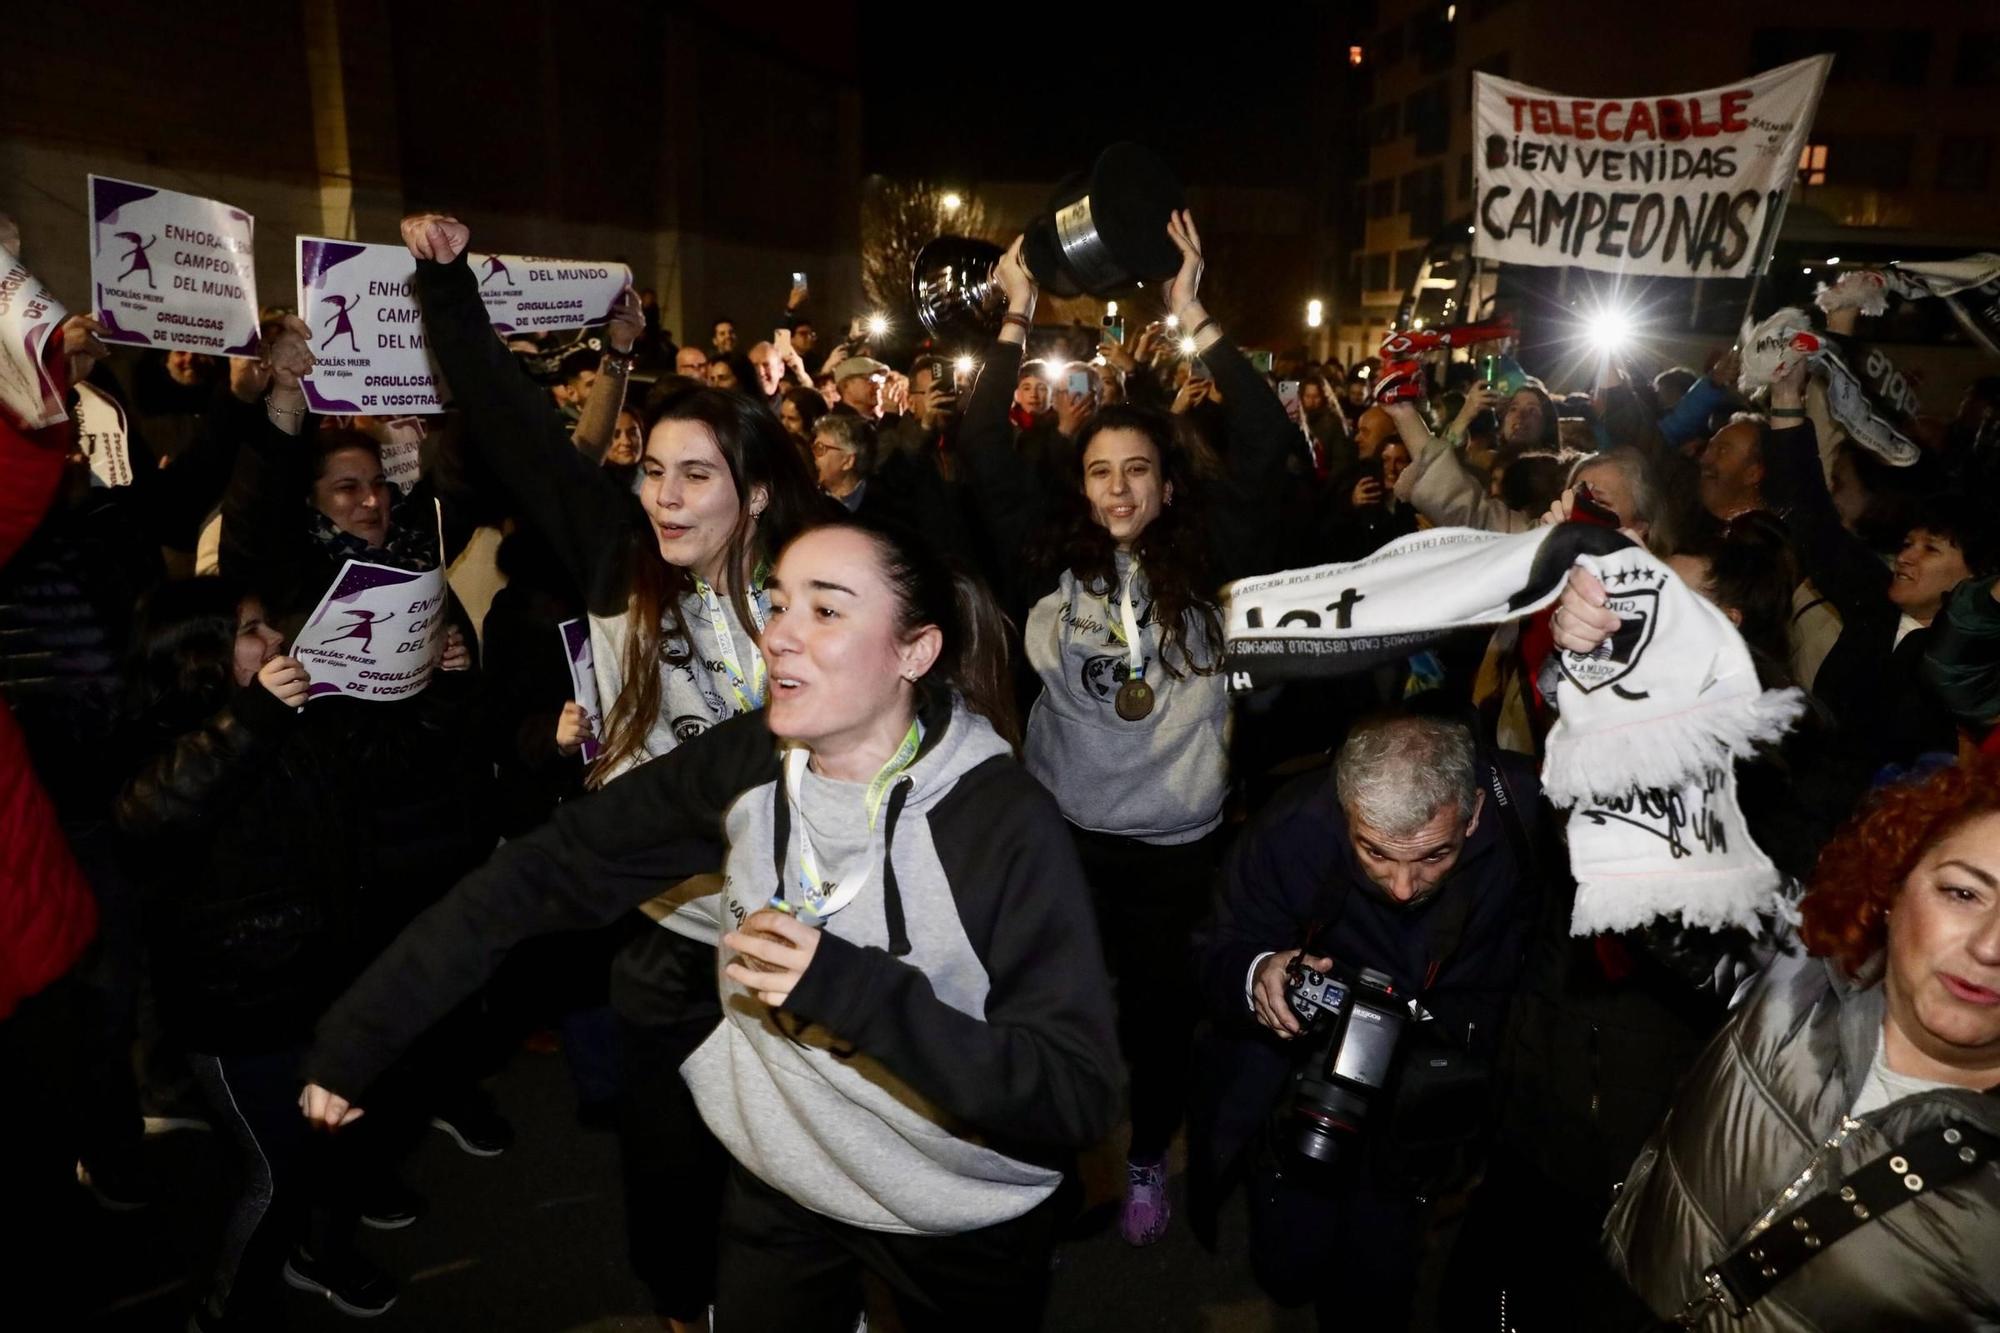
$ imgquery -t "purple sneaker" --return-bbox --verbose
[1119,1157,1171,1246]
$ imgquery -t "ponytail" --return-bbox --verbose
[820,516,1021,750]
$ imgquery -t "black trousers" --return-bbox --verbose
[617,1014,728,1321]
[713,1164,1067,1332]
[1245,1147,1428,1332]
[1069,824,1223,1161]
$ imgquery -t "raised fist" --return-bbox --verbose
[400,214,470,264]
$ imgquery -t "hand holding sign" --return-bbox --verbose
[607,286,643,354]
[555,701,596,757]
[298,1083,364,1131]
[439,625,471,672]
[399,213,470,264]
[61,316,109,385]
[266,315,315,391]
[257,656,312,709]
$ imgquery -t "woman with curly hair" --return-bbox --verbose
[1594,756,2000,1329]
[955,215,1295,1245]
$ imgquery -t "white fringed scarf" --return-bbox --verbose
[1222,525,1805,935]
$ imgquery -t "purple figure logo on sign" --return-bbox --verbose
[479,255,512,287]
[325,608,393,655]
[319,294,361,352]
[114,232,158,288]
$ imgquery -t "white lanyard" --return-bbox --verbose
[696,579,768,713]
[1103,563,1147,681]
[775,722,922,926]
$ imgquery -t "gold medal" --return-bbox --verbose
[1114,677,1155,721]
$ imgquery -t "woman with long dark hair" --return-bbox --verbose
[399,213,827,1330]
[298,516,1116,1329]
[399,215,825,783]
[955,214,1296,1245]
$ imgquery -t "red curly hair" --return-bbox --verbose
[1799,758,2000,977]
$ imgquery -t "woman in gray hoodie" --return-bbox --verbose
[955,215,1298,1244]
[301,516,1121,1330]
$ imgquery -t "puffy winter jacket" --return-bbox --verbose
[1604,949,2000,1330]
[0,352,98,1020]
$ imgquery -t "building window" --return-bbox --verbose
[1832,134,1915,188]
[1394,247,1427,293]
[1938,135,1994,191]
[1368,103,1400,147]
[1414,6,1456,73]
[1797,143,1829,186]
[1377,24,1405,68]
[1402,81,1450,157]
[1364,252,1393,293]
[1367,179,1397,220]
[1349,44,1365,67]
[1956,32,2000,86]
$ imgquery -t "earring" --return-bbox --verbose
[903,670,917,681]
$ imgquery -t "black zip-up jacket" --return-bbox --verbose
[1188,755,1543,1210]
[1760,418,1958,770]
[303,700,1121,1157]
[114,669,496,1054]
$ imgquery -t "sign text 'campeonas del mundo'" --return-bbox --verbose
[88,176,261,357]
[1472,55,1831,278]
[296,238,629,415]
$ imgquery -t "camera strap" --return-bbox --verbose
[1676,1114,1999,1324]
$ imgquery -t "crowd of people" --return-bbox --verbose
[3,198,1998,1333]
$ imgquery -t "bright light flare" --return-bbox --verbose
[1306,299,1323,329]
[1164,313,1180,329]
[866,314,889,338]
[1178,336,1198,356]
[952,355,974,376]
[941,193,963,213]
[1582,305,1636,356]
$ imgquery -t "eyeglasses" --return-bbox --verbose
[811,441,851,458]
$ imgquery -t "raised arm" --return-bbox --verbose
[1758,361,1890,623]
[217,316,322,611]
[1161,211,1302,583]
[952,236,1060,606]
[403,215,639,615]
[1387,389,1524,533]
[571,287,641,463]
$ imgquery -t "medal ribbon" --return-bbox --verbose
[1104,561,1148,684]
[696,578,769,713]
[774,720,924,925]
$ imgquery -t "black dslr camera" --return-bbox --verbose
[1279,958,1409,1169]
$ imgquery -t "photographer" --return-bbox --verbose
[1191,710,1544,1331]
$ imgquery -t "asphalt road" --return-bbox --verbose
[84,1042,1323,1333]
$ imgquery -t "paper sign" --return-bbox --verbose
[0,245,69,430]
[73,382,133,486]
[88,176,260,356]
[1472,55,1831,277]
[559,618,604,763]
[292,559,448,702]
[372,415,427,490]
[296,238,629,415]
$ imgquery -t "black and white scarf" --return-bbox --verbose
[1222,525,1805,935]
[306,484,440,574]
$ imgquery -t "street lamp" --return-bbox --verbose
[1306,299,1323,329]
[941,192,963,214]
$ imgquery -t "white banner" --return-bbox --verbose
[88,176,260,357]
[0,245,69,431]
[559,617,603,764]
[296,238,629,415]
[293,559,448,702]
[1472,55,1831,277]
[74,382,133,487]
